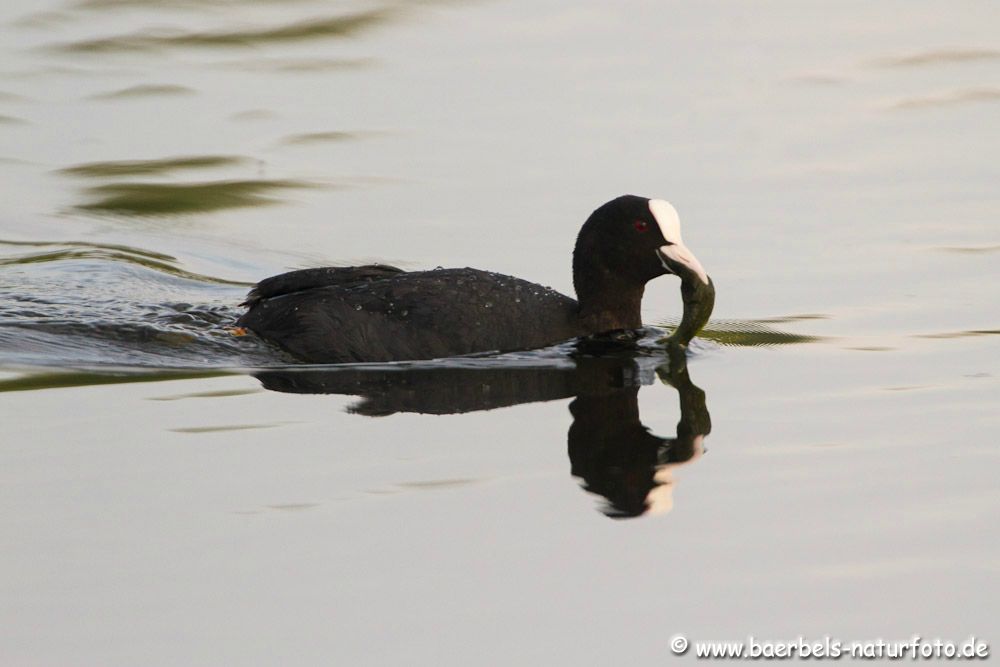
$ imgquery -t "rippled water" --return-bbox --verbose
[1,1,998,664]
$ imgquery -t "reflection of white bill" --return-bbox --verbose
[645,435,705,516]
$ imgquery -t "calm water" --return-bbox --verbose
[1,1,998,664]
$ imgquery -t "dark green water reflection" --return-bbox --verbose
[73,179,313,215]
[0,368,232,392]
[53,8,397,54]
[60,155,249,178]
[0,239,251,285]
[88,84,195,100]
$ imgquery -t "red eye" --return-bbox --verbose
[634,219,649,232]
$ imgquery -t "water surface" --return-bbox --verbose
[1,1,997,664]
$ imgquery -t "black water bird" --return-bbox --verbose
[237,195,711,363]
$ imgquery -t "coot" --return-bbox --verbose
[237,195,710,363]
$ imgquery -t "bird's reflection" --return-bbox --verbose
[568,345,709,518]
[254,342,710,519]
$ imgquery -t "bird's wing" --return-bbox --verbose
[240,265,404,306]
